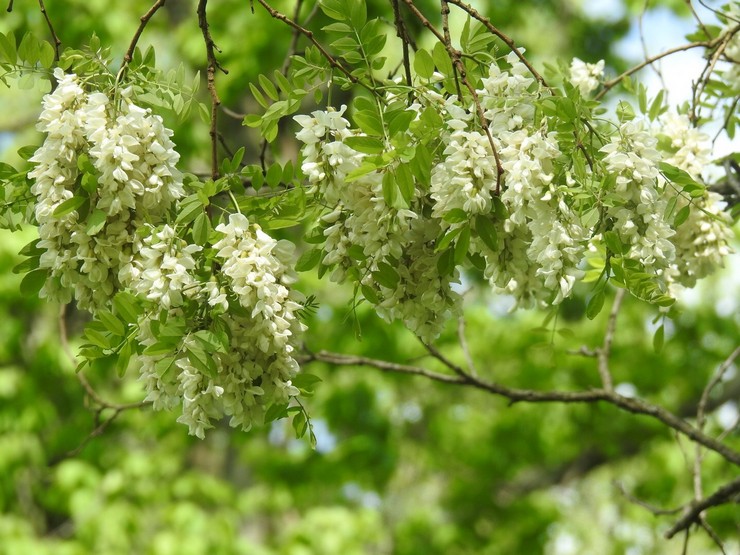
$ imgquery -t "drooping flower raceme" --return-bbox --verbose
[134,213,305,439]
[29,70,184,311]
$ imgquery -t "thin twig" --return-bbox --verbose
[596,289,625,391]
[391,0,413,92]
[613,480,683,515]
[197,0,228,180]
[596,25,740,101]
[256,0,378,97]
[38,0,61,62]
[304,349,740,466]
[665,476,740,538]
[116,0,168,84]
[444,0,547,87]
[457,316,478,377]
[401,0,504,191]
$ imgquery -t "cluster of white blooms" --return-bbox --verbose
[136,214,305,439]
[653,112,733,287]
[293,49,734,338]
[601,120,676,277]
[28,69,183,311]
[569,58,605,96]
[494,130,587,306]
[119,224,202,308]
[295,106,459,340]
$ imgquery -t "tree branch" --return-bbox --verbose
[38,0,61,62]
[596,24,740,101]
[665,476,740,539]
[303,348,740,467]
[116,0,167,84]
[197,0,228,180]
[256,0,378,97]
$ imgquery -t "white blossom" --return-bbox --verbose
[569,58,605,95]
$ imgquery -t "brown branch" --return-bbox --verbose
[55,306,149,463]
[303,349,740,467]
[665,476,740,539]
[444,0,547,87]
[256,0,378,97]
[116,0,167,85]
[401,0,504,192]
[596,24,740,101]
[613,480,683,516]
[595,289,625,391]
[38,0,61,62]
[391,0,413,92]
[197,0,228,180]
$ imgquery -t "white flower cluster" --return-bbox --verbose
[136,214,304,439]
[294,51,733,336]
[119,224,201,308]
[601,120,676,276]
[654,112,732,287]
[29,69,183,310]
[295,106,459,341]
[494,130,587,305]
[569,58,605,96]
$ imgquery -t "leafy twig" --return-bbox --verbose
[596,25,740,101]
[197,0,228,180]
[116,0,168,84]
[256,0,378,97]
[401,0,504,191]
[38,0,61,62]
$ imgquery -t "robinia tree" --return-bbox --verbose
[0,0,738,552]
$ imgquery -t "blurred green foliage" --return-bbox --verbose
[0,1,738,553]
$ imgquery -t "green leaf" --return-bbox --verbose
[97,309,125,337]
[436,247,455,276]
[143,342,175,357]
[475,215,498,252]
[113,291,142,323]
[266,163,282,188]
[320,0,346,21]
[192,212,210,246]
[648,89,665,121]
[381,171,398,208]
[345,136,385,154]
[12,256,38,275]
[116,341,132,378]
[444,209,469,223]
[86,209,107,236]
[20,269,47,297]
[414,49,435,79]
[249,83,268,109]
[604,230,626,256]
[653,324,664,353]
[454,226,470,264]
[296,248,322,272]
[264,403,289,423]
[674,205,690,226]
[258,74,279,101]
[39,41,55,68]
[373,261,400,289]
[53,196,86,217]
[0,32,17,63]
[435,227,462,252]
[586,290,605,320]
[361,283,379,304]
[396,164,415,205]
